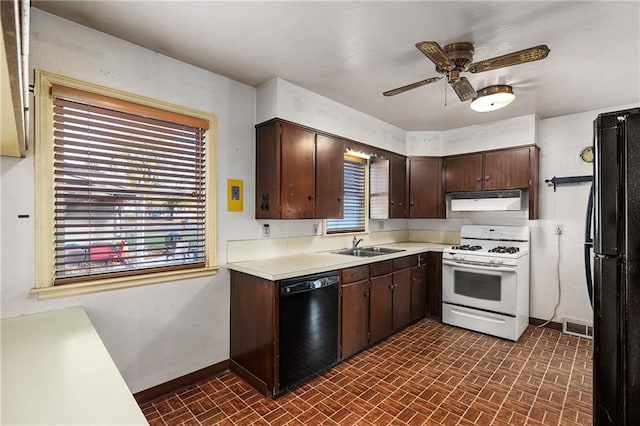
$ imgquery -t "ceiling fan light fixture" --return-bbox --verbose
[470,85,515,112]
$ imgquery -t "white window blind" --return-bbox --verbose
[326,157,366,234]
[51,84,208,285]
[369,158,389,219]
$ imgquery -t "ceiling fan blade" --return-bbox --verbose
[415,41,455,71]
[469,45,550,73]
[383,76,442,96]
[451,77,476,101]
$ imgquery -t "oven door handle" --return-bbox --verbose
[442,260,517,273]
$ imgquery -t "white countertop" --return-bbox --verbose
[1,306,148,426]
[227,242,451,281]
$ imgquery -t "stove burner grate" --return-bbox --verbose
[488,246,520,254]
[452,244,482,251]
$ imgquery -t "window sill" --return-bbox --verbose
[31,266,220,300]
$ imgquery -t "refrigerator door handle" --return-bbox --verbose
[585,181,594,307]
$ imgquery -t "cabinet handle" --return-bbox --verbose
[308,194,314,200]
[364,292,369,298]
[484,176,491,181]
[475,177,482,182]
[337,197,342,202]
[410,201,415,206]
[390,200,395,205]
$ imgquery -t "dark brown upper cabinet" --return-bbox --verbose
[315,134,345,219]
[443,153,484,192]
[408,157,445,218]
[370,153,407,219]
[255,119,344,219]
[444,145,540,219]
[389,154,407,218]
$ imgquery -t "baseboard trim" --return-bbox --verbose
[229,359,270,397]
[529,317,563,332]
[133,359,229,405]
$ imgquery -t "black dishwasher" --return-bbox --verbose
[278,271,339,392]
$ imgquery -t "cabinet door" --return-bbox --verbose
[315,135,344,219]
[280,124,315,218]
[392,268,411,331]
[255,122,280,219]
[340,279,369,359]
[483,147,531,190]
[408,157,444,218]
[444,153,483,192]
[389,154,407,218]
[369,274,393,343]
[426,252,443,321]
[410,257,427,322]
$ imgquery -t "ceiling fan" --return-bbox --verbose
[383,41,550,102]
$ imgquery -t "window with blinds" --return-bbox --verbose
[326,156,366,234]
[51,84,208,285]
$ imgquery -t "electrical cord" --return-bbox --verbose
[538,231,562,328]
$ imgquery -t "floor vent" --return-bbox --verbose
[562,319,593,339]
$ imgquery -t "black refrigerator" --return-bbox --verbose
[592,107,640,425]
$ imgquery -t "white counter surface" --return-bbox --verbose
[227,242,451,281]
[1,306,148,426]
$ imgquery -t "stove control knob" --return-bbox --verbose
[496,260,504,265]
[489,259,495,264]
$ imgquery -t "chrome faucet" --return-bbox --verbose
[352,236,363,249]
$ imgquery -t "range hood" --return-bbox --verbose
[450,190,523,212]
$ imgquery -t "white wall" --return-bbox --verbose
[0,10,257,393]
[257,77,407,154]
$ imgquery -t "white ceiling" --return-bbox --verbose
[32,1,640,131]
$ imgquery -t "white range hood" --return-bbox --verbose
[450,190,523,212]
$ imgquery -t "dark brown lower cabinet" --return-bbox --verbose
[369,273,393,344]
[410,253,427,322]
[391,267,411,331]
[229,271,277,397]
[426,252,443,321]
[340,266,370,360]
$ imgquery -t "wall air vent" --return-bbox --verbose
[562,319,593,339]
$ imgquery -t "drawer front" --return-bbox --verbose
[341,265,369,284]
[369,260,392,277]
[392,256,412,271]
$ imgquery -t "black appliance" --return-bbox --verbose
[591,107,640,425]
[278,271,339,392]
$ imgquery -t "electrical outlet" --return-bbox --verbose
[378,221,384,231]
[555,224,563,235]
[313,224,319,234]
[263,223,270,237]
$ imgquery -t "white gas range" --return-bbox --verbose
[441,225,530,341]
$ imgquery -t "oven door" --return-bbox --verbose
[442,260,518,315]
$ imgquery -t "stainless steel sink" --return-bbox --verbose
[362,246,406,254]
[332,249,385,257]
[331,246,406,257]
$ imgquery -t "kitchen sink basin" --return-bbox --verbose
[332,249,385,257]
[362,246,406,254]
[332,246,406,257]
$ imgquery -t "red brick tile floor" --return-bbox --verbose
[140,319,592,425]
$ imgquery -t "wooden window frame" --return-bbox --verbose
[32,70,218,300]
